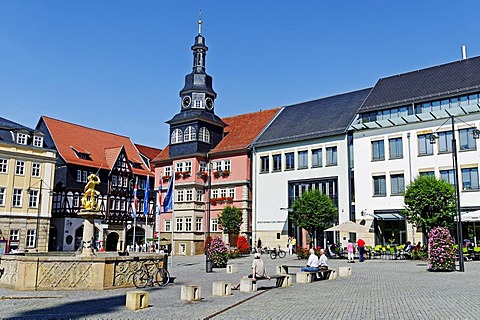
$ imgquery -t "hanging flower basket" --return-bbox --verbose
[213,171,220,178]
[174,172,182,179]
[182,171,191,177]
[162,175,171,182]
[222,170,230,177]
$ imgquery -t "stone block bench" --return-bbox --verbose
[239,274,292,292]
[296,270,335,283]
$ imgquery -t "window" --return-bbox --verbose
[373,176,386,196]
[177,190,184,202]
[164,166,172,177]
[82,171,88,183]
[186,189,193,201]
[184,161,192,173]
[440,169,455,185]
[28,189,39,208]
[12,188,23,207]
[196,217,202,231]
[33,136,43,147]
[312,149,322,167]
[15,160,25,175]
[326,147,337,166]
[389,138,403,159]
[272,154,282,171]
[26,229,36,247]
[459,128,477,151]
[32,163,41,177]
[298,151,308,169]
[211,218,218,232]
[111,175,117,186]
[171,129,183,144]
[199,127,210,143]
[194,100,202,108]
[212,189,218,199]
[285,152,295,170]
[391,174,405,195]
[438,131,453,153]
[175,162,183,172]
[0,158,7,173]
[17,133,27,145]
[0,187,5,206]
[371,140,385,161]
[462,168,479,191]
[229,188,235,199]
[418,134,433,156]
[419,171,435,176]
[199,162,207,173]
[260,156,269,173]
[185,217,192,231]
[223,160,231,172]
[10,229,19,241]
[196,190,203,202]
[184,126,196,142]
[165,220,171,232]
[176,218,183,231]
[77,170,82,182]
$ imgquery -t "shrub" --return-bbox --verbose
[236,236,250,254]
[208,237,228,268]
[296,247,309,259]
[428,227,455,271]
[227,249,241,259]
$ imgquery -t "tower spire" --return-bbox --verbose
[198,9,202,35]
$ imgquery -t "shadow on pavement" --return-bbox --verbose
[4,291,133,319]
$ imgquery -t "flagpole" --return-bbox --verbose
[133,176,138,252]
[143,177,150,253]
[157,186,162,252]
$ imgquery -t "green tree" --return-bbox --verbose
[290,189,337,240]
[218,205,243,236]
[403,175,456,240]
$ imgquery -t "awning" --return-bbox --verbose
[372,211,405,220]
[324,221,371,233]
[455,210,480,222]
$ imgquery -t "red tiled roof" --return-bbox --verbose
[42,116,153,176]
[135,144,163,171]
[210,108,280,154]
[152,145,170,163]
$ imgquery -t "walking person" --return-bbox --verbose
[357,238,366,262]
[347,239,355,263]
[291,236,297,254]
[257,238,262,254]
[287,237,292,255]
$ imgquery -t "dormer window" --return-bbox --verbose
[129,161,143,169]
[70,146,92,160]
[17,133,28,145]
[33,136,43,148]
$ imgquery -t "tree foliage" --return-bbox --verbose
[218,205,243,235]
[403,175,456,239]
[290,189,337,237]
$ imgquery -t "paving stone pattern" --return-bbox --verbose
[0,253,478,319]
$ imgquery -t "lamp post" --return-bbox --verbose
[205,159,213,273]
[27,179,43,250]
[430,114,480,272]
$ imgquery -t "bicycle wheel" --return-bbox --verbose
[155,268,171,287]
[132,270,148,288]
[269,251,277,259]
[278,250,286,258]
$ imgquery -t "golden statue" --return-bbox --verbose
[81,174,101,211]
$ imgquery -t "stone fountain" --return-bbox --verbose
[0,174,168,291]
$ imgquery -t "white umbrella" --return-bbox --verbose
[324,221,371,233]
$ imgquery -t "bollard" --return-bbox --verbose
[212,281,231,296]
[226,264,238,274]
[126,291,149,310]
[181,285,201,301]
[338,266,352,277]
[328,270,337,280]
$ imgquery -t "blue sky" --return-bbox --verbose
[1,1,479,148]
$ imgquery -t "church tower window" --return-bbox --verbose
[171,129,183,144]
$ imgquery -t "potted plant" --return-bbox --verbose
[162,175,171,182]
[174,172,182,179]
[213,171,220,178]
[208,237,228,268]
[222,169,230,177]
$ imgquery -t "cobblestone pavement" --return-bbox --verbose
[0,253,479,319]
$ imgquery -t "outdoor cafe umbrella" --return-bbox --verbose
[455,210,480,245]
[324,221,371,233]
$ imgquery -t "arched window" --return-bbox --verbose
[184,126,197,142]
[199,127,210,143]
[171,129,183,144]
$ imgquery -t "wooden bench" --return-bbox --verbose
[297,270,334,283]
[278,265,334,281]
[257,275,291,288]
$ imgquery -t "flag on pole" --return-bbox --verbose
[156,185,162,215]
[143,176,150,215]
[132,176,138,219]
[163,175,174,212]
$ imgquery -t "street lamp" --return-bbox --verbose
[429,114,480,272]
[205,158,213,273]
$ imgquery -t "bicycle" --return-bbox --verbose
[132,259,170,288]
[269,246,286,259]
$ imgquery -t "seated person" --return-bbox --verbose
[318,249,329,270]
[301,249,319,272]
[232,253,270,289]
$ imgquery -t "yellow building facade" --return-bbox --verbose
[0,118,56,253]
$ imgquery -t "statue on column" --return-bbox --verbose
[81,174,101,211]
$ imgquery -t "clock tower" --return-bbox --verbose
[167,17,226,158]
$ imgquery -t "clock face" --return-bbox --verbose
[182,96,191,108]
[205,97,214,110]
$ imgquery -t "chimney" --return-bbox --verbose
[461,45,467,60]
